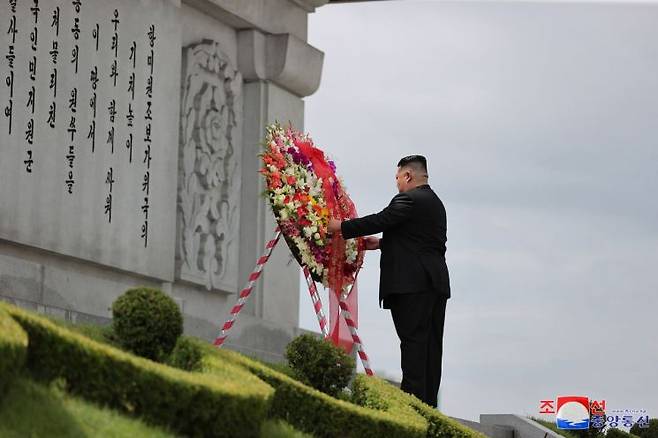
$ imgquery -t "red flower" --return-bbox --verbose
[270,151,287,169]
[270,173,282,189]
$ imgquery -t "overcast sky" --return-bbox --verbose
[298,0,658,423]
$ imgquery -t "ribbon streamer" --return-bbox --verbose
[338,285,374,376]
[214,228,282,347]
[303,265,330,338]
[307,264,374,376]
[215,225,374,377]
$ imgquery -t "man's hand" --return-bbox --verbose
[363,236,380,250]
[328,218,342,234]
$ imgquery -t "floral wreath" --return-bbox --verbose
[260,123,364,295]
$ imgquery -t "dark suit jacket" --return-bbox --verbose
[341,184,451,306]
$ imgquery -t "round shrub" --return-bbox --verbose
[285,333,355,397]
[167,336,203,372]
[112,287,183,361]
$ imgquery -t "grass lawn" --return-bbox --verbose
[0,377,175,438]
[0,377,312,438]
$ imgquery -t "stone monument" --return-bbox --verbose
[0,0,332,362]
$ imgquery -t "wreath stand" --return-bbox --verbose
[213,227,374,376]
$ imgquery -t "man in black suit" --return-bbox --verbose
[328,155,450,408]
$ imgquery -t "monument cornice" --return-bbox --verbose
[288,0,331,12]
[182,0,311,41]
[238,30,324,97]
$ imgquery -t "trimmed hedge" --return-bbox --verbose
[3,301,484,438]
[352,374,428,428]
[353,374,487,438]
[201,339,485,438]
[0,302,273,438]
[0,307,28,397]
[202,344,428,438]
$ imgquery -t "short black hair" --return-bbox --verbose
[397,154,428,174]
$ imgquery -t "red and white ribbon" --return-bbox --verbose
[214,225,374,377]
[214,228,282,347]
[304,266,374,375]
[302,266,330,338]
[338,297,374,376]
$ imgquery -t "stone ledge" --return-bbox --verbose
[480,414,565,438]
[183,0,310,40]
[238,29,324,97]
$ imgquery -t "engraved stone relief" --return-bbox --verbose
[177,40,242,292]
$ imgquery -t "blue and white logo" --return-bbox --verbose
[556,396,590,430]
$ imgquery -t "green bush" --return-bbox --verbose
[0,307,28,397]
[167,336,203,372]
[285,333,354,397]
[631,419,658,438]
[529,417,580,438]
[607,428,641,438]
[2,301,485,438]
[1,302,273,438]
[351,374,390,411]
[352,374,486,438]
[201,340,484,438]
[203,344,428,438]
[112,287,183,361]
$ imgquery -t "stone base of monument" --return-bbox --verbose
[449,414,565,438]
[0,236,303,364]
[0,290,307,365]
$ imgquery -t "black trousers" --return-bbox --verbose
[386,292,447,408]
